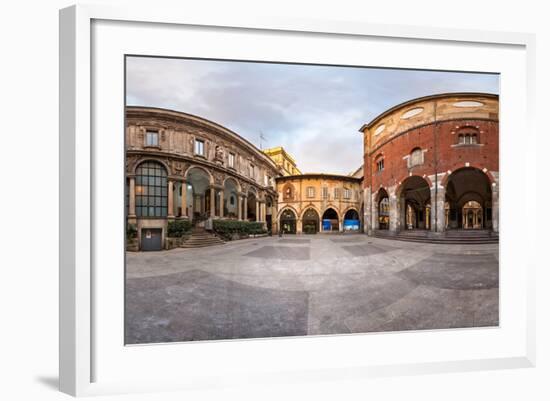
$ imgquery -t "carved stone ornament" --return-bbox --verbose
[214,145,224,165]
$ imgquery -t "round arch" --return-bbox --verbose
[397,175,431,230]
[375,187,390,230]
[184,165,214,185]
[133,157,172,176]
[222,176,241,192]
[444,167,493,230]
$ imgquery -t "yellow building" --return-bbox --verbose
[275,174,363,234]
[263,146,302,176]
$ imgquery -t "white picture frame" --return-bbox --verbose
[59,4,536,397]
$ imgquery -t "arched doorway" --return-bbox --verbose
[377,188,390,230]
[280,209,297,234]
[445,167,492,230]
[321,208,339,232]
[462,201,483,229]
[343,209,360,232]
[185,167,212,223]
[399,176,431,230]
[302,208,320,234]
[246,191,257,221]
[223,178,239,219]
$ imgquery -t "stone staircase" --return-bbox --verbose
[373,229,499,244]
[181,227,225,248]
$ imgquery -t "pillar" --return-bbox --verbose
[168,180,175,218]
[389,189,399,233]
[128,177,136,217]
[363,187,372,235]
[210,187,215,217]
[371,191,379,232]
[492,181,499,233]
[180,180,187,217]
[255,200,259,222]
[297,218,302,234]
[238,195,243,220]
[430,184,446,233]
[219,190,224,218]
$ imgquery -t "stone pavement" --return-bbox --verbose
[125,234,499,344]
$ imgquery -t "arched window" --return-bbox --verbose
[283,183,295,200]
[456,127,480,145]
[135,161,168,217]
[409,147,423,167]
[375,154,384,172]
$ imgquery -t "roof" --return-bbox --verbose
[276,173,362,183]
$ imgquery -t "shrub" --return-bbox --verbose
[212,220,267,240]
[126,224,137,239]
[167,219,192,237]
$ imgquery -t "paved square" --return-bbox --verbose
[125,235,499,344]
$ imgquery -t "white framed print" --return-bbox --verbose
[59,4,536,397]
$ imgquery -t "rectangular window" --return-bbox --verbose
[228,152,235,168]
[145,130,159,147]
[307,186,315,198]
[377,159,384,172]
[321,187,329,200]
[194,139,205,156]
[334,188,340,199]
[343,188,351,199]
[249,164,255,179]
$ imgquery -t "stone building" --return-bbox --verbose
[275,174,363,234]
[126,107,280,250]
[359,92,499,235]
[262,146,302,176]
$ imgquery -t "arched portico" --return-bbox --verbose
[397,176,431,231]
[445,167,494,231]
[302,208,320,234]
[321,207,340,232]
[185,166,213,222]
[343,208,360,232]
[279,208,297,234]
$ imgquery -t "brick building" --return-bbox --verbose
[359,93,499,235]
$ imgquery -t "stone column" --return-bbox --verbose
[167,180,175,218]
[219,190,224,218]
[363,187,372,235]
[255,200,260,222]
[128,177,136,217]
[371,191,379,232]
[297,218,302,234]
[210,187,215,217]
[389,189,399,233]
[492,181,499,233]
[180,180,187,217]
[430,184,446,233]
[238,195,243,220]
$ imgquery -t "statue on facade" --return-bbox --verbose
[214,145,224,165]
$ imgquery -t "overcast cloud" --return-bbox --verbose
[126,57,499,175]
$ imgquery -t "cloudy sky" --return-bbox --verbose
[126,56,499,175]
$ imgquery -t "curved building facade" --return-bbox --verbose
[360,93,499,235]
[276,174,363,234]
[126,107,280,250]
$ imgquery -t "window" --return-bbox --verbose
[249,164,255,179]
[283,184,294,200]
[471,134,478,144]
[321,187,329,200]
[376,158,384,172]
[194,139,205,156]
[135,161,168,217]
[334,188,340,199]
[457,129,480,145]
[307,186,315,198]
[228,152,235,168]
[145,130,159,147]
[343,188,352,199]
[409,148,423,167]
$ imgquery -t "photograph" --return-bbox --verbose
[124,56,499,344]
